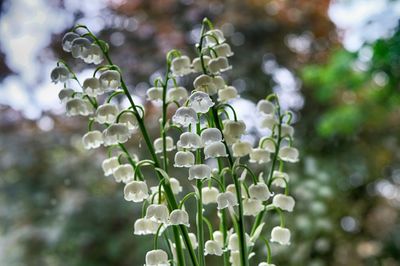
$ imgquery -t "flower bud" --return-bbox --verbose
[118,111,139,131]
[178,132,202,150]
[249,183,272,201]
[71,37,91,59]
[204,240,223,256]
[223,120,246,139]
[270,226,291,245]
[278,146,299,163]
[147,86,163,101]
[214,43,234,57]
[82,130,103,149]
[193,74,217,95]
[218,86,238,102]
[216,191,238,210]
[145,249,169,266]
[51,66,70,84]
[102,156,119,176]
[103,123,130,146]
[83,77,103,97]
[124,180,149,202]
[257,100,275,115]
[83,44,103,64]
[167,86,188,101]
[208,56,231,74]
[188,91,214,113]
[145,204,169,224]
[113,164,134,183]
[154,137,175,154]
[58,88,74,103]
[272,194,295,212]
[243,198,264,216]
[204,141,227,159]
[99,70,121,90]
[271,171,289,188]
[192,56,210,72]
[260,114,277,130]
[201,128,222,146]
[205,29,225,46]
[95,103,118,124]
[189,164,211,180]
[249,148,271,164]
[232,141,252,157]
[174,151,195,167]
[172,107,198,127]
[202,187,219,204]
[66,98,94,116]
[171,55,192,76]
[62,32,80,52]
[134,218,160,235]
[169,209,190,226]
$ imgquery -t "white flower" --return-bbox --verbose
[169,209,190,226]
[204,29,225,46]
[280,124,294,138]
[167,86,188,101]
[204,240,223,256]
[258,263,276,266]
[83,77,103,97]
[229,251,240,266]
[188,91,214,113]
[243,198,264,216]
[124,181,149,202]
[71,37,91,59]
[171,55,192,76]
[188,233,198,249]
[272,194,295,212]
[172,107,198,127]
[212,76,225,91]
[147,86,163,101]
[204,141,227,159]
[188,164,211,180]
[260,114,277,130]
[201,128,222,146]
[228,233,253,252]
[214,43,234,57]
[103,123,130,146]
[174,151,195,167]
[218,86,238,102]
[62,32,80,52]
[51,66,70,84]
[95,103,119,124]
[99,70,121,90]
[192,56,210,72]
[178,132,202,150]
[202,187,219,204]
[193,74,217,95]
[249,148,271,164]
[216,191,238,210]
[82,130,103,149]
[154,137,175,154]
[213,230,225,247]
[270,226,291,245]
[169,178,182,195]
[208,56,231,74]
[278,147,299,163]
[257,100,275,115]
[272,171,289,188]
[223,120,246,140]
[101,156,119,176]
[66,98,94,116]
[58,88,74,103]
[113,164,134,183]
[118,112,139,131]
[83,44,103,64]
[259,137,276,153]
[232,141,252,157]
[145,249,169,266]
[249,183,272,201]
[134,218,160,235]
[146,204,169,224]
[226,184,246,197]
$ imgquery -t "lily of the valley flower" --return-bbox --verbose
[218,86,238,102]
[193,74,217,95]
[280,124,294,138]
[192,56,210,73]
[83,77,103,97]
[272,194,295,212]
[171,55,192,76]
[174,151,195,168]
[118,111,139,131]
[202,187,219,204]
[51,66,71,84]
[169,178,183,195]
[270,226,291,245]
[214,43,234,57]
[154,137,175,154]
[232,141,252,157]
[169,209,190,226]
[188,91,214,113]
[188,164,211,180]
[249,148,271,164]
[257,100,275,115]
[147,86,163,101]
[82,130,103,149]
[228,233,254,252]
[204,240,223,256]
[62,32,79,52]
[172,107,198,127]
[249,182,272,201]
[99,70,121,90]
[223,120,246,140]
[208,56,231,74]
[95,103,119,124]
[103,123,130,146]
[272,171,289,188]
[134,217,160,235]
[204,29,225,46]
[260,114,277,130]
[217,191,238,210]
[66,98,94,116]
[113,164,134,183]
[71,37,91,59]
[258,263,276,266]
[178,132,202,150]
[278,146,299,163]
[201,128,222,146]
[83,44,103,65]
[101,156,119,176]
[259,137,276,153]
[145,249,169,266]
[167,86,188,101]
[204,141,228,159]
[146,204,170,224]
[243,198,264,216]
[58,88,74,103]
[124,180,149,202]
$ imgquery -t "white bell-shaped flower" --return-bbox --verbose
[214,43,234,57]
[83,77,103,97]
[169,178,182,195]
[99,70,121,90]
[134,218,160,235]
[188,164,211,180]
[188,233,198,249]
[193,74,217,95]
[272,194,295,212]
[154,137,175,154]
[270,226,291,245]
[178,132,202,150]
[83,44,103,64]
[82,130,103,149]
[145,204,169,224]
[202,187,219,204]
[192,56,210,72]
[229,251,240,266]
[147,86,163,101]
[272,171,289,188]
[71,37,91,59]
[213,231,225,247]
[124,180,149,202]
[280,124,294,138]
[95,103,118,124]
[201,128,222,146]
[259,137,276,153]
[171,55,192,76]
[204,29,225,46]
[218,86,238,102]
[249,182,272,201]
[51,66,70,84]
[217,191,238,210]
[103,123,130,146]
[113,164,134,183]
[118,112,139,131]
[257,100,275,115]
[223,120,246,140]
[208,56,231,74]
[145,249,169,266]
[62,32,80,52]
[101,156,119,176]
[260,114,277,130]
[58,88,74,103]
[243,198,264,216]
[212,76,225,90]
[169,209,190,226]
[227,233,253,252]
[204,141,227,159]
[174,151,195,167]
[226,184,246,198]
[204,240,223,256]
[278,146,299,163]
[188,91,214,113]
[66,98,94,116]
[172,107,198,127]
[259,263,276,266]
[232,141,252,157]
[249,148,271,164]
[167,86,188,101]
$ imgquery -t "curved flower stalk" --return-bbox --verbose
[52,18,299,266]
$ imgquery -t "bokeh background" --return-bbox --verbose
[1,0,400,265]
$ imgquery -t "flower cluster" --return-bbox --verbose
[52,19,299,266]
